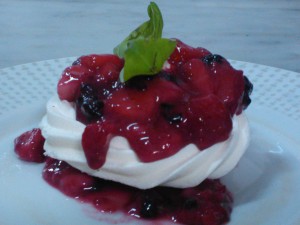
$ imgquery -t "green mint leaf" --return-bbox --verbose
[113,2,163,58]
[114,2,176,82]
[119,38,176,82]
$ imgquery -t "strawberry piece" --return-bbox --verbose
[14,128,45,163]
[92,62,122,99]
[90,187,132,212]
[75,54,124,72]
[167,39,211,72]
[104,88,158,123]
[186,95,232,149]
[81,122,114,170]
[202,54,245,115]
[93,62,121,86]
[57,65,92,102]
[178,58,214,96]
[125,120,184,162]
[148,77,184,104]
[59,173,96,197]
[214,67,245,116]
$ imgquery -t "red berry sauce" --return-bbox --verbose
[13,39,253,225]
[14,128,46,163]
[57,40,251,169]
[43,158,233,225]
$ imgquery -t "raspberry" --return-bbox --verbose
[14,128,45,163]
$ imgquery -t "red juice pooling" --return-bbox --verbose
[43,158,233,225]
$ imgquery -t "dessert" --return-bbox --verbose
[13,2,253,225]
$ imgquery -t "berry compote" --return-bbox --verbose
[14,39,253,225]
[56,40,251,169]
[42,157,233,225]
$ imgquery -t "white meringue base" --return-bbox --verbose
[40,95,250,189]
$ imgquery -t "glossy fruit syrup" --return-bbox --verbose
[57,40,252,170]
[14,40,253,225]
[43,157,233,225]
[14,128,233,225]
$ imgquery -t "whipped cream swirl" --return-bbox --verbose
[40,95,250,189]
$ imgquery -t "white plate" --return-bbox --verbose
[0,58,300,225]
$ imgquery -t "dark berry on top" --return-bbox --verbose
[140,195,159,218]
[76,83,103,122]
[72,58,81,66]
[242,76,253,109]
[161,103,183,124]
[125,75,154,91]
[157,71,178,83]
[202,54,224,65]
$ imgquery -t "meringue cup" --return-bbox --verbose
[40,95,250,189]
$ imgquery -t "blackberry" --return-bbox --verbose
[76,83,104,122]
[125,75,153,91]
[158,71,177,83]
[242,76,253,109]
[72,58,81,65]
[202,54,224,65]
[140,195,158,218]
[161,104,183,124]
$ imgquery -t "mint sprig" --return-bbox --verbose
[113,2,176,82]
